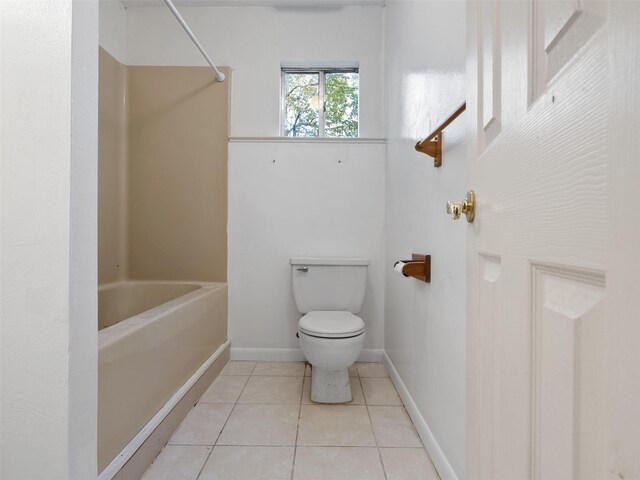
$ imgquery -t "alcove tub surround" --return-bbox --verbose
[98,46,231,476]
[99,47,230,285]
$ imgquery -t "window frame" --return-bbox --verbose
[280,67,360,138]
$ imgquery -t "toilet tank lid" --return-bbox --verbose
[290,257,370,266]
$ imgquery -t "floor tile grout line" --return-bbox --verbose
[148,361,431,479]
[166,403,240,447]
[289,361,308,480]
[212,442,296,447]
[197,375,250,405]
[167,443,427,449]
[236,374,304,406]
[192,407,233,479]
[166,442,426,449]
[195,400,381,408]
[401,403,427,450]
[194,361,255,480]
[363,374,390,480]
[368,369,433,477]
[251,361,306,377]
[219,360,258,377]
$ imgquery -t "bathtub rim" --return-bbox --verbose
[98,280,226,349]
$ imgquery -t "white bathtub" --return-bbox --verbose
[98,281,227,473]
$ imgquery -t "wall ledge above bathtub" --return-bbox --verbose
[228,136,386,144]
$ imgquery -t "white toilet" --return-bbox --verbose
[290,257,369,403]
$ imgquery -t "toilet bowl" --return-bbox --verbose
[298,311,365,403]
[290,257,369,404]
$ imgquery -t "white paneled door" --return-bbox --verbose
[465,1,640,480]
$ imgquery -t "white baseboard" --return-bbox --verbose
[383,352,459,480]
[231,348,305,361]
[358,349,384,362]
[231,347,384,363]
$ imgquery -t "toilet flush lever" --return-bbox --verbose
[297,266,309,272]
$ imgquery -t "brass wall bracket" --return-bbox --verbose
[395,254,431,283]
[414,101,466,167]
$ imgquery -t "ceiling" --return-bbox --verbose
[119,0,384,7]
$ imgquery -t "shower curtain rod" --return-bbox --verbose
[163,0,225,82]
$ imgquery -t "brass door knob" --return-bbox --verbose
[446,190,476,223]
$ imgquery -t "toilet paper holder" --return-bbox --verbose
[394,254,431,283]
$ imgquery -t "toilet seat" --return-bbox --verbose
[299,311,365,338]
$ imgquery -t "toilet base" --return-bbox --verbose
[311,367,352,404]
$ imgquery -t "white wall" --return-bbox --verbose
[0,1,98,478]
[384,1,466,479]
[125,5,384,137]
[115,5,387,356]
[228,140,386,358]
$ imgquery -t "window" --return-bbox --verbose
[281,68,359,138]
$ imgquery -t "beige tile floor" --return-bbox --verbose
[141,361,440,480]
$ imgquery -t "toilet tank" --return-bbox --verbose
[290,257,369,314]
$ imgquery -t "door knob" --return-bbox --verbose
[446,190,476,223]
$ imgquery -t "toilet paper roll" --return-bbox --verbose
[394,261,407,276]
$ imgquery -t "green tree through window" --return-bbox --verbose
[283,72,320,137]
[325,72,359,137]
[282,69,359,137]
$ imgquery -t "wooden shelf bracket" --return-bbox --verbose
[415,101,466,167]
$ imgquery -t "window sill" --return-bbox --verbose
[228,136,385,144]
